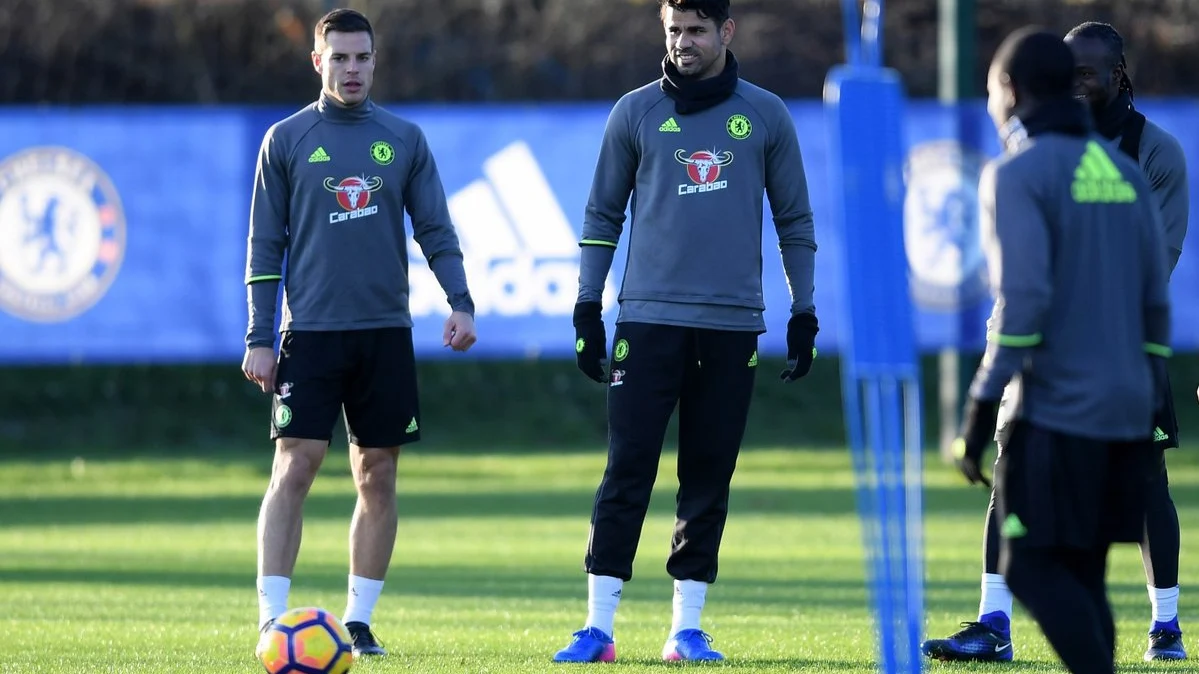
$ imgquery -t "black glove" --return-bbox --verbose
[780,312,819,382]
[573,301,607,384]
[953,397,999,488]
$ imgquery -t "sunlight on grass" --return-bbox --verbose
[1,447,1197,672]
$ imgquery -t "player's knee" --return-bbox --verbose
[353,447,398,499]
[270,438,326,493]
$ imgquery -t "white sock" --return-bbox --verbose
[585,574,622,638]
[1150,585,1180,623]
[978,573,1013,620]
[343,575,385,626]
[671,579,708,635]
[257,575,290,629]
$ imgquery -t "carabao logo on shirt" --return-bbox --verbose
[674,149,733,196]
[323,175,382,224]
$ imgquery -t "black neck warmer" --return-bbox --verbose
[1092,89,1135,140]
[660,50,740,115]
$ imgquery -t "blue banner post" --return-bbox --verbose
[826,1,924,672]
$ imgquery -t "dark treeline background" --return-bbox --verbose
[2,0,1195,105]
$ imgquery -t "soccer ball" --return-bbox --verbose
[256,607,354,674]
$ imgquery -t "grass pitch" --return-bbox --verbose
[2,446,1198,673]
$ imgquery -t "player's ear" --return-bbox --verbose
[999,73,1017,112]
[721,18,735,46]
[311,51,321,74]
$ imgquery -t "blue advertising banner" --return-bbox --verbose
[0,99,1196,363]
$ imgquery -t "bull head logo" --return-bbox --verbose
[675,149,734,185]
[324,175,384,210]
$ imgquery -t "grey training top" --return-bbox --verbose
[576,78,817,332]
[245,94,472,348]
[1116,118,1189,274]
[996,115,1188,445]
[975,132,1171,442]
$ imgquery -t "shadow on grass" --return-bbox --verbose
[0,563,958,612]
[3,558,1155,621]
[0,479,1116,527]
[608,657,869,670]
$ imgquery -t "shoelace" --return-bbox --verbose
[351,625,385,650]
[950,622,998,639]
[573,627,610,642]
[679,630,715,647]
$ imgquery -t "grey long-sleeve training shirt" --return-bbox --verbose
[1114,118,1189,274]
[974,132,1171,442]
[244,94,473,349]
[576,78,817,332]
[995,113,1188,445]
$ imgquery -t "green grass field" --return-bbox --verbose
[2,446,1198,673]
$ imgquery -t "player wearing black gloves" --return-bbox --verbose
[944,28,1170,674]
[555,0,820,663]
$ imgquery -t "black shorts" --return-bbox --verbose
[1153,367,1179,451]
[270,328,420,447]
[995,421,1154,550]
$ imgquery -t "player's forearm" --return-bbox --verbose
[969,345,1025,401]
[246,280,279,349]
[581,205,625,249]
[428,253,475,316]
[779,240,816,315]
[576,243,616,304]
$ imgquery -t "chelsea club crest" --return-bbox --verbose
[902,140,991,311]
[0,147,126,322]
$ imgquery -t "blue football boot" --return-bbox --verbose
[921,611,1013,662]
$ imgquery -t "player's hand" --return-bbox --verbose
[952,397,999,488]
[242,346,277,394]
[443,311,477,352]
[573,301,607,384]
[780,312,819,382]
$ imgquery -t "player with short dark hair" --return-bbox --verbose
[552,0,819,663]
[942,27,1170,674]
[921,21,1189,664]
[243,7,477,659]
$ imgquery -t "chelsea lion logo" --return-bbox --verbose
[903,140,991,311]
[0,147,126,322]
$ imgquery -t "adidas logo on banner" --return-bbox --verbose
[407,141,616,318]
[659,117,681,132]
[308,146,331,163]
